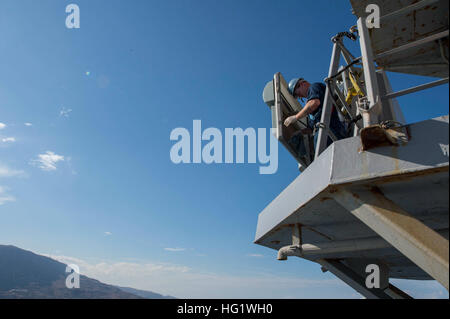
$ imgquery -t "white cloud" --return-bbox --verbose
[0,164,25,205]
[0,164,25,178]
[43,254,450,299]
[104,232,112,236]
[0,123,6,130]
[30,151,65,171]
[164,248,186,252]
[1,137,16,143]
[24,123,32,127]
[43,254,350,299]
[0,186,15,205]
[59,107,72,118]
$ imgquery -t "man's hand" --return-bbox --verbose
[284,115,297,127]
[284,99,320,127]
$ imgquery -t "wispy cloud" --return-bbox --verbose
[44,254,449,299]
[164,248,186,252]
[0,164,25,178]
[0,164,25,205]
[44,254,349,299]
[1,137,16,143]
[24,123,32,127]
[30,151,65,171]
[104,232,112,236]
[0,123,6,130]
[59,107,72,118]
[0,186,15,205]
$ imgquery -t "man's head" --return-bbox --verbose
[288,78,310,99]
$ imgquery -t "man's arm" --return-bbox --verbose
[284,99,321,126]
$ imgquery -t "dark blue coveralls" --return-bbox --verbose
[289,82,346,158]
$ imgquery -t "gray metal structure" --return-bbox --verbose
[263,73,314,171]
[257,0,449,299]
[351,0,449,78]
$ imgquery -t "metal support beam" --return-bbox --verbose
[382,63,448,72]
[382,77,449,100]
[333,186,450,290]
[318,259,394,299]
[380,0,440,22]
[384,284,413,299]
[277,224,302,260]
[292,224,302,246]
[357,17,381,127]
[336,40,356,65]
[314,42,342,159]
[328,80,354,122]
[341,67,349,96]
[277,228,448,258]
[376,30,450,60]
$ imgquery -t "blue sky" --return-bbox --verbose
[0,0,448,298]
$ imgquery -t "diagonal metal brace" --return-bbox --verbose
[318,259,394,299]
[333,186,449,290]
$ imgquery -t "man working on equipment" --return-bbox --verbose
[284,77,346,148]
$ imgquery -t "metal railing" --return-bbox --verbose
[314,17,449,160]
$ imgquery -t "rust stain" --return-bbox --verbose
[369,186,384,196]
[319,197,332,202]
[373,166,448,185]
[329,188,338,194]
[270,240,281,245]
[360,125,411,151]
[360,125,391,151]
[393,36,404,47]
[417,47,427,54]
[277,223,303,231]
[334,166,448,188]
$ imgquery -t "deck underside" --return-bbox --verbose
[350,0,449,78]
[255,116,449,280]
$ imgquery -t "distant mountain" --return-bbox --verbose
[117,286,176,299]
[0,245,172,299]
